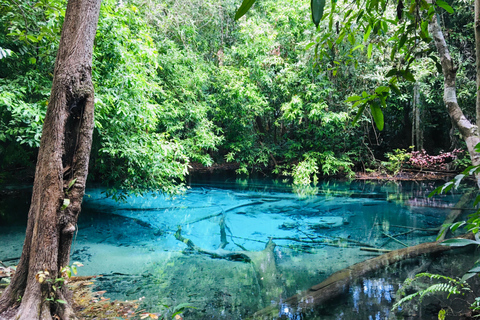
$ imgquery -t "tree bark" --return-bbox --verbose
[428,10,480,177]
[0,0,101,319]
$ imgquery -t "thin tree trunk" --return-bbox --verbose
[428,9,480,182]
[414,83,423,150]
[0,0,101,319]
[475,0,480,130]
[412,88,416,148]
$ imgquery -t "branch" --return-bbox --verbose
[174,226,251,262]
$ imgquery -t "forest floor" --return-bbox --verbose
[0,275,158,319]
[355,169,458,181]
[188,161,461,181]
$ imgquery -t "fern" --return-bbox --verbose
[392,273,471,311]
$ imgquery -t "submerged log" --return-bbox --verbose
[245,239,283,307]
[437,191,474,241]
[250,233,475,319]
[174,226,284,308]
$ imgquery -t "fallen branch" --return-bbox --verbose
[250,233,475,319]
[382,232,408,247]
[69,275,102,283]
[333,236,375,248]
[185,201,264,225]
[389,230,415,238]
[359,247,391,253]
[219,215,228,249]
[175,226,251,262]
[375,223,439,232]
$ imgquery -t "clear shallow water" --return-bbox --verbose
[0,178,476,319]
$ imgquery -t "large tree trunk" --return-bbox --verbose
[0,0,101,319]
[429,8,480,177]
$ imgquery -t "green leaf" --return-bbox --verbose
[441,238,480,247]
[235,0,256,20]
[450,221,465,233]
[389,83,401,95]
[375,86,389,94]
[436,224,450,240]
[352,44,364,52]
[461,272,477,282]
[311,0,326,27]
[346,95,362,102]
[61,198,70,210]
[436,0,454,13]
[67,178,77,192]
[367,43,373,59]
[400,70,416,82]
[386,68,398,77]
[440,181,454,194]
[26,35,38,43]
[467,266,480,273]
[363,26,372,42]
[305,42,316,50]
[398,34,408,49]
[473,195,480,207]
[56,299,67,304]
[352,104,367,125]
[370,101,384,131]
[453,174,465,189]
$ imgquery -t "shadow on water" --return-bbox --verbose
[0,177,478,319]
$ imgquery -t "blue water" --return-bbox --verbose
[0,178,474,319]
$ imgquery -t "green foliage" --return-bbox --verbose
[292,155,319,186]
[1,0,475,192]
[91,0,224,195]
[381,148,412,175]
[393,273,470,312]
[0,0,64,173]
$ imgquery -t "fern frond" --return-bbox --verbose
[419,283,461,299]
[392,291,421,310]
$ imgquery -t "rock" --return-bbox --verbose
[279,222,300,230]
[309,216,345,230]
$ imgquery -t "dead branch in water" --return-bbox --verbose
[174,226,251,262]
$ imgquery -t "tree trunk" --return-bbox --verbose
[475,0,480,130]
[429,10,480,176]
[413,83,423,150]
[0,0,101,319]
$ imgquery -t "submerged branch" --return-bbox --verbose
[185,201,265,225]
[174,226,251,262]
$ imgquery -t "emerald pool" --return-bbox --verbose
[0,177,474,319]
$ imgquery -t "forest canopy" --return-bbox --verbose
[0,0,476,194]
